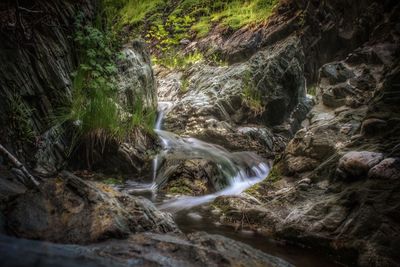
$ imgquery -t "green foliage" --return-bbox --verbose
[307,85,317,96]
[146,13,195,58]
[6,95,36,143]
[191,17,211,38]
[103,0,279,68]
[58,12,156,156]
[120,0,164,26]
[208,51,228,66]
[267,165,282,182]
[152,50,203,69]
[210,0,278,30]
[242,70,264,115]
[180,77,190,93]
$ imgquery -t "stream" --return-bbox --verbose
[122,102,342,267]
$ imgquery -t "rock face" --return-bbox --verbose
[117,40,157,111]
[0,1,94,168]
[53,40,159,175]
[0,232,293,267]
[4,171,177,244]
[207,0,400,265]
[0,3,158,176]
[160,36,311,159]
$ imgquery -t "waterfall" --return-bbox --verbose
[129,100,270,212]
[151,102,173,192]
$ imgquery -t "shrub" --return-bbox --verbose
[57,12,155,159]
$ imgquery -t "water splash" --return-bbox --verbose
[153,129,270,212]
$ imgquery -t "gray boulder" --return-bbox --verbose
[4,171,177,244]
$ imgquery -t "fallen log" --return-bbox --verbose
[0,144,40,187]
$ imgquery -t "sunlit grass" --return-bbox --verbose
[119,0,163,26]
[211,0,278,30]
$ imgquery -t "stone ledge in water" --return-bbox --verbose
[0,232,293,267]
[3,171,178,244]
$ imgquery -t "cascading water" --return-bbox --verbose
[151,102,173,191]
[147,101,270,212]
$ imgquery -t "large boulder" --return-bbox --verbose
[249,36,306,126]
[3,171,177,244]
[157,158,223,196]
[368,158,400,180]
[337,151,384,180]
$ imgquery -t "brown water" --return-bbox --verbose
[173,208,346,267]
[121,182,345,267]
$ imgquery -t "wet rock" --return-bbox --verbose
[285,156,319,175]
[337,151,384,180]
[117,40,156,111]
[161,36,309,157]
[361,118,388,137]
[34,125,67,176]
[250,36,306,126]
[4,171,177,244]
[349,69,376,91]
[0,232,293,267]
[0,212,4,234]
[320,62,355,84]
[157,158,224,195]
[321,83,354,108]
[368,158,400,180]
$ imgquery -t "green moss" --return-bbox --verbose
[307,85,317,96]
[244,183,261,197]
[267,165,282,182]
[180,77,190,93]
[165,178,208,196]
[210,0,278,30]
[244,165,282,197]
[153,50,203,69]
[242,70,264,115]
[102,177,124,185]
[119,0,164,26]
[208,51,228,66]
[191,18,212,38]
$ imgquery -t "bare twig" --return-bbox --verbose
[0,144,40,187]
[17,6,43,14]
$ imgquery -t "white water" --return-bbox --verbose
[147,101,270,212]
[159,162,269,211]
[151,102,173,192]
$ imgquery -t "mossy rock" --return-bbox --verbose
[164,177,208,196]
[245,165,282,198]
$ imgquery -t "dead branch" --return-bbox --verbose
[0,143,40,188]
[18,6,43,14]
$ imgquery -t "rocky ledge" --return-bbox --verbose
[209,21,400,266]
[0,229,292,267]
